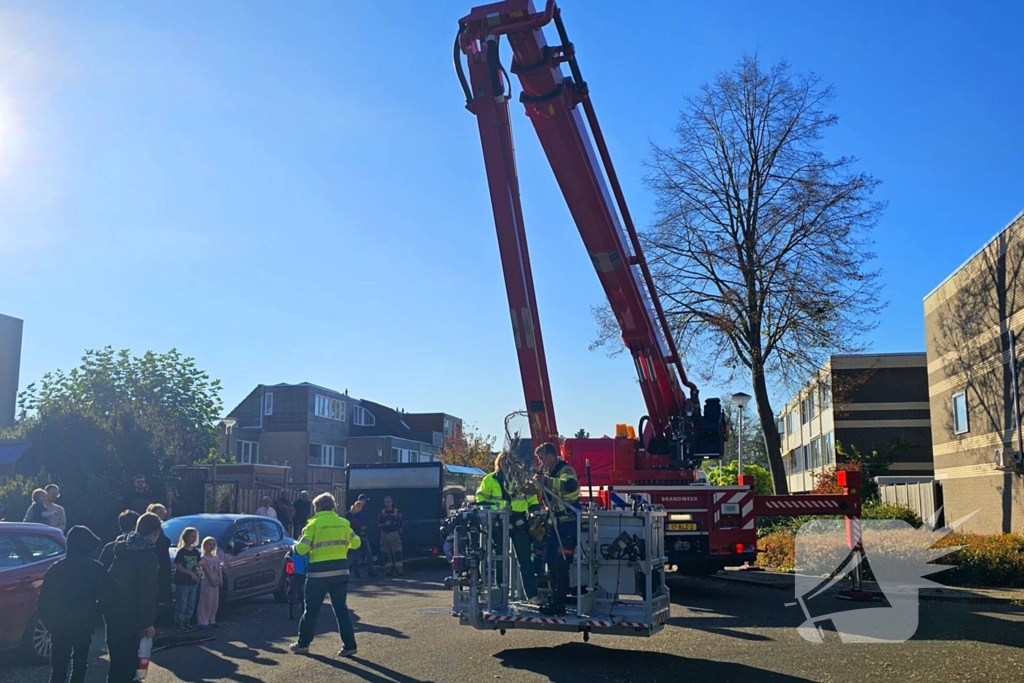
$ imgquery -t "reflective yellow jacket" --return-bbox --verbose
[476,472,540,514]
[546,460,579,517]
[295,510,361,579]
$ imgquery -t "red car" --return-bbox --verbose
[0,522,67,661]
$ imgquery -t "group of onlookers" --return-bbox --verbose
[35,511,178,683]
[26,473,227,683]
[255,489,313,538]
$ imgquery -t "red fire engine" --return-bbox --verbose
[456,0,861,575]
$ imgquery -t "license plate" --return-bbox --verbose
[667,523,698,531]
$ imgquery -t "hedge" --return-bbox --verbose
[756,513,1024,588]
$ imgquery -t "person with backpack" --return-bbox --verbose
[36,526,109,683]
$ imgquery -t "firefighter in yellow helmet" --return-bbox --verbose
[533,441,579,615]
[476,451,543,605]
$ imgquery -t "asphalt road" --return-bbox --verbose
[2,565,1022,683]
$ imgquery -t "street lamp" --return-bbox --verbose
[730,392,752,477]
[221,417,237,462]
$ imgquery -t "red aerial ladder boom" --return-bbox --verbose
[455,0,863,580]
[455,0,725,470]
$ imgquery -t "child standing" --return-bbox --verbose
[196,537,223,630]
[173,527,201,633]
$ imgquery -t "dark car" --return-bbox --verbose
[162,514,292,605]
[0,522,67,661]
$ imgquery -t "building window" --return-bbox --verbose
[808,394,817,420]
[786,412,794,433]
[390,447,420,463]
[236,440,259,464]
[819,383,830,408]
[800,399,808,425]
[264,392,274,416]
[824,432,835,464]
[810,438,821,469]
[353,405,376,427]
[314,394,346,421]
[952,391,969,434]
[444,418,453,437]
[309,444,346,468]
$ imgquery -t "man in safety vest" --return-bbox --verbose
[476,451,543,605]
[533,441,580,615]
[289,493,361,658]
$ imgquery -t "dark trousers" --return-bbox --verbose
[546,518,577,607]
[50,629,93,683]
[104,627,140,683]
[297,577,356,651]
[505,526,538,600]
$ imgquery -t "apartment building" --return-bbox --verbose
[222,382,462,486]
[924,210,1024,534]
[0,313,23,432]
[777,353,933,493]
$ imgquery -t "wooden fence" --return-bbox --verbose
[231,485,347,516]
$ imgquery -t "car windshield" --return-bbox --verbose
[162,517,233,546]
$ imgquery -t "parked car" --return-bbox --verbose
[162,514,293,605]
[0,522,67,661]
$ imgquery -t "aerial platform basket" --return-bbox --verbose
[448,504,671,640]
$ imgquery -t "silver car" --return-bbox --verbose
[164,514,293,604]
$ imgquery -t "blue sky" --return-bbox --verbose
[1,0,1022,442]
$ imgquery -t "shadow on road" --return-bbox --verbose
[311,654,437,683]
[495,643,815,682]
[667,576,1024,649]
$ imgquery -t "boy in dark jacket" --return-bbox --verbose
[98,510,140,569]
[102,513,161,683]
[36,526,109,683]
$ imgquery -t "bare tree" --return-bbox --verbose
[592,55,885,493]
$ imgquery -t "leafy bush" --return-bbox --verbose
[932,533,1024,588]
[757,531,796,572]
[703,461,774,496]
[756,502,925,577]
[862,500,922,528]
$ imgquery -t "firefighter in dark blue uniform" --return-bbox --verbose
[533,441,580,615]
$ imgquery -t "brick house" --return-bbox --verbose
[924,210,1024,534]
[777,353,934,493]
[221,383,462,485]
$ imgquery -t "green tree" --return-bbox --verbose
[573,428,590,439]
[438,423,497,471]
[702,461,774,496]
[7,346,223,537]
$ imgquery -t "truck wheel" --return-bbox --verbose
[21,613,51,664]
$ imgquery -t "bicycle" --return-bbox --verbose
[284,559,306,620]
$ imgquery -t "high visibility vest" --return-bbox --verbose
[476,472,540,514]
[295,510,361,579]
[546,460,579,517]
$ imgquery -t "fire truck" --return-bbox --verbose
[454,0,861,581]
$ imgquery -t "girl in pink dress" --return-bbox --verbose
[197,537,223,629]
